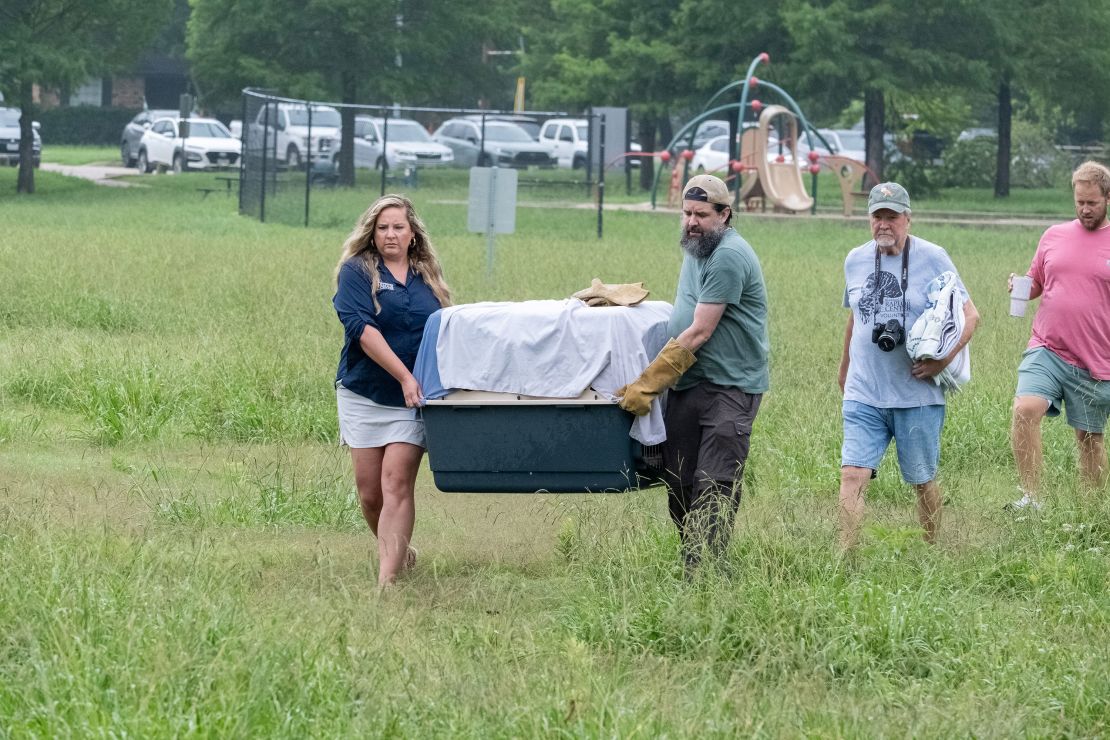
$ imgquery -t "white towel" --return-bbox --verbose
[906,271,970,391]
[435,299,673,444]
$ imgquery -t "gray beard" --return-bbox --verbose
[680,226,726,258]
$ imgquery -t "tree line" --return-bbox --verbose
[4,0,1110,194]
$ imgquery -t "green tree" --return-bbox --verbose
[188,0,518,185]
[971,0,1110,196]
[521,0,708,189]
[520,0,788,191]
[781,0,986,184]
[0,0,172,193]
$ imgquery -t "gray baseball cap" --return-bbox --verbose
[867,182,911,213]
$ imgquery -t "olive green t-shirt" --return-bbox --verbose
[668,228,770,393]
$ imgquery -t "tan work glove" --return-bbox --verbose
[616,339,697,416]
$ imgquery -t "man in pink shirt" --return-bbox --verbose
[1009,161,1110,509]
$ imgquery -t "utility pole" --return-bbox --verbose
[395,0,403,69]
[482,36,525,111]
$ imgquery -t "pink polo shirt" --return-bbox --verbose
[1027,219,1110,379]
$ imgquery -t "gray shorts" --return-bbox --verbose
[336,384,426,449]
[661,383,762,488]
[1016,347,1110,433]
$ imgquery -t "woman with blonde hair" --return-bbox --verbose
[333,194,452,586]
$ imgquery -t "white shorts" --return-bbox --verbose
[336,384,426,449]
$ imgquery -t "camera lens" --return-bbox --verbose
[874,319,904,351]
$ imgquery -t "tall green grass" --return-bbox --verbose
[1,164,1107,736]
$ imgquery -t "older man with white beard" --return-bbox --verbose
[838,182,979,550]
[618,174,769,573]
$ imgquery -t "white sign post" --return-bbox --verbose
[467,166,517,277]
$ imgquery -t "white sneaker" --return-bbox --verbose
[1005,493,1043,512]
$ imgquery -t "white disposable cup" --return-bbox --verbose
[1010,275,1033,318]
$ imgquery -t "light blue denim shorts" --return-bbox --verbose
[841,400,945,484]
[1016,347,1110,434]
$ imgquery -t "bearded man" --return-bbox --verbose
[1008,161,1110,510]
[836,182,979,549]
[618,174,769,572]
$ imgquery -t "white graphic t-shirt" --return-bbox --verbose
[842,236,967,408]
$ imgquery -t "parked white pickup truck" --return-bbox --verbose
[249,102,340,169]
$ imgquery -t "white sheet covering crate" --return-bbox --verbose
[414,299,673,445]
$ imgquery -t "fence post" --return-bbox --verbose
[585,107,593,199]
[380,106,389,196]
[626,114,632,196]
[597,113,605,240]
[238,93,247,215]
[304,103,312,227]
[260,99,270,223]
[480,113,487,167]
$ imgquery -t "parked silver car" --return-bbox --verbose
[346,116,454,169]
[0,107,42,168]
[120,109,178,167]
[474,113,543,140]
[691,119,730,149]
[432,117,555,168]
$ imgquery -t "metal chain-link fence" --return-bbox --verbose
[239,89,641,230]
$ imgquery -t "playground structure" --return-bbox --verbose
[651,52,877,216]
[737,104,814,213]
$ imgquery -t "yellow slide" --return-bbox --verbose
[738,105,814,213]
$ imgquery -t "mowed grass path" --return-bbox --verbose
[1,167,1107,736]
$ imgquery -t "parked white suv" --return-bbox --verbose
[136,117,241,173]
[251,102,340,169]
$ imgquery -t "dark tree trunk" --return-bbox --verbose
[995,79,1012,198]
[16,81,35,194]
[657,115,673,154]
[863,89,884,189]
[337,71,357,187]
[638,115,656,191]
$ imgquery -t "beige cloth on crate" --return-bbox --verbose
[571,278,650,307]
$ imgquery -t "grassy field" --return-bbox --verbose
[1,164,1107,736]
[40,145,122,166]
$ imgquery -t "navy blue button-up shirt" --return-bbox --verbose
[333,258,442,407]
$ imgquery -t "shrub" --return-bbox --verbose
[1011,120,1072,189]
[936,122,1073,190]
[884,156,940,198]
[37,106,138,145]
[938,138,997,189]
